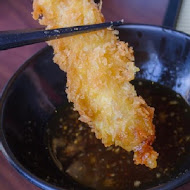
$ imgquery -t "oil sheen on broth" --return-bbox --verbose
[46,79,190,190]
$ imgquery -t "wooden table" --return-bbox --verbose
[0,0,188,189]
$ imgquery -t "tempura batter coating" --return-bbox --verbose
[33,0,158,168]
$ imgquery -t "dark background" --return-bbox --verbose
[0,0,188,189]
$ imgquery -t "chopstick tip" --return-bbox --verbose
[111,19,124,27]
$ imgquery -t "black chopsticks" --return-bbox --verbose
[0,20,123,50]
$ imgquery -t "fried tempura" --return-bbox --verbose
[33,0,158,168]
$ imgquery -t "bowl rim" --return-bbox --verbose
[0,24,190,190]
[0,46,64,190]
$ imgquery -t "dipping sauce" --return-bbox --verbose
[46,79,190,190]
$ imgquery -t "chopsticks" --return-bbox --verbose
[0,20,123,50]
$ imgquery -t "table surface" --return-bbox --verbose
[0,0,189,189]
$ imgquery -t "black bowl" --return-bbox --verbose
[0,24,190,190]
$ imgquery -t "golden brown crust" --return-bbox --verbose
[33,0,158,168]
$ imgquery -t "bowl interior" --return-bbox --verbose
[1,25,190,190]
